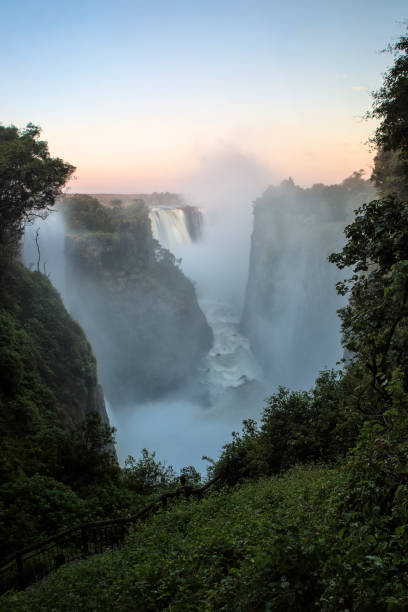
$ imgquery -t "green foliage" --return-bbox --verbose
[0,124,74,251]
[0,260,126,558]
[53,412,119,489]
[313,369,408,609]
[123,449,177,495]
[180,465,202,487]
[0,412,128,558]
[329,196,408,411]
[215,370,360,485]
[5,464,408,610]
[61,194,119,234]
[2,466,347,611]
[372,148,408,200]
[0,261,103,480]
[0,475,88,556]
[370,30,408,198]
[370,31,408,158]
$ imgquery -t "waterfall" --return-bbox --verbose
[149,207,203,251]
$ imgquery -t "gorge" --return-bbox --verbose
[21,174,375,472]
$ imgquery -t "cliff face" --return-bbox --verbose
[62,197,213,403]
[241,175,376,389]
[0,260,108,479]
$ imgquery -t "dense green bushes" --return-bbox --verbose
[0,261,103,480]
[1,465,346,611]
[3,450,408,610]
[214,370,362,485]
[0,261,130,556]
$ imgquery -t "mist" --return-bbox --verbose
[21,158,373,474]
[22,209,68,303]
[241,175,376,389]
[178,147,273,307]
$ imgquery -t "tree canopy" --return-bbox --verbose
[329,196,408,404]
[370,32,408,155]
[370,30,408,198]
[0,123,75,250]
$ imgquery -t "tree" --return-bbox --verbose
[0,123,75,250]
[110,198,123,210]
[329,196,408,407]
[369,30,408,197]
[370,31,408,156]
[122,449,177,495]
[55,412,119,488]
[371,148,408,201]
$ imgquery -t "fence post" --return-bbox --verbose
[81,527,89,556]
[16,554,23,590]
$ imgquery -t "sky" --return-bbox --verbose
[2,0,407,193]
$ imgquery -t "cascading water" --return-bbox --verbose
[201,298,263,400]
[149,207,204,251]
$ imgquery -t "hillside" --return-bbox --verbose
[1,465,348,611]
[0,260,109,481]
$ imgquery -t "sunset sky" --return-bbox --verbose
[2,0,407,194]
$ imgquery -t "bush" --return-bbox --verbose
[1,466,345,611]
[0,475,88,556]
[215,370,359,484]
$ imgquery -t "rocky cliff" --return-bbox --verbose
[62,196,213,403]
[241,174,376,388]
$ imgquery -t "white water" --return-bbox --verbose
[149,208,192,251]
[201,299,262,398]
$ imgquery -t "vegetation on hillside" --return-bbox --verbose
[0,261,201,557]
[2,466,347,611]
[0,132,119,557]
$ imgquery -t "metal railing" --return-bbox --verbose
[0,477,219,595]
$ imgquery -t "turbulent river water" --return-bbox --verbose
[201,298,262,397]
